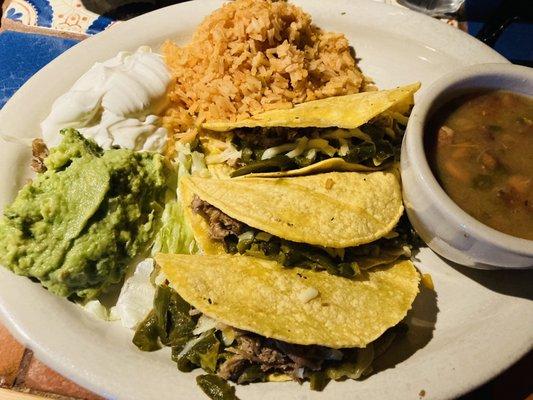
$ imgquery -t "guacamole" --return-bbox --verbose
[0,129,167,299]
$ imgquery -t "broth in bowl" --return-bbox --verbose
[426,90,533,240]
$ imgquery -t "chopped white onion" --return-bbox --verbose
[255,231,272,241]
[178,334,205,358]
[191,151,208,175]
[306,138,336,157]
[205,145,242,164]
[321,128,351,139]
[306,148,317,160]
[193,314,218,335]
[261,143,297,160]
[286,137,309,158]
[221,326,237,346]
[338,138,349,156]
[297,287,319,303]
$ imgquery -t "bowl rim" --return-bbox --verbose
[405,62,533,258]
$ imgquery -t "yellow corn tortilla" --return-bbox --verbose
[201,138,391,178]
[207,163,233,179]
[247,158,388,178]
[156,253,420,348]
[180,171,403,248]
[179,178,225,255]
[202,83,420,131]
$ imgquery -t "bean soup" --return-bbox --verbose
[426,90,533,240]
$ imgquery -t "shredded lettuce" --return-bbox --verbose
[176,142,210,179]
[112,258,156,329]
[205,144,242,165]
[152,141,207,255]
[152,201,198,255]
[81,300,110,320]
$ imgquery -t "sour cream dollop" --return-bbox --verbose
[41,46,171,152]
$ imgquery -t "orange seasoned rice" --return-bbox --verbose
[162,0,365,144]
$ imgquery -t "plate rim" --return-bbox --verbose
[0,1,524,400]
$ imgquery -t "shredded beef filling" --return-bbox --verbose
[232,127,304,149]
[218,333,336,382]
[31,138,49,173]
[191,195,244,240]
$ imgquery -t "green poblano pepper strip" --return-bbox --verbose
[325,345,375,381]
[177,330,221,373]
[236,365,268,385]
[230,155,294,177]
[227,231,358,277]
[223,214,420,278]
[132,310,161,352]
[133,285,197,352]
[309,371,331,392]
[342,141,376,164]
[196,374,239,400]
[337,262,360,278]
[154,285,197,347]
[176,351,196,373]
[373,139,395,165]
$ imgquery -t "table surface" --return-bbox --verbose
[0,0,532,399]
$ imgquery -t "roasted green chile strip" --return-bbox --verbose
[230,115,406,177]
[223,215,418,277]
[134,288,408,395]
[196,374,240,400]
[180,330,221,373]
[134,285,197,351]
[132,310,161,351]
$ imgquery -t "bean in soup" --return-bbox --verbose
[427,90,533,240]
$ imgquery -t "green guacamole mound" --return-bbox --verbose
[0,129,167,299]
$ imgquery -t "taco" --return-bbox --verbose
[133,253,419,391]
[134,152,421,394]
[157,253,420,348]
[198,83,420,177]
[179,171,417,277]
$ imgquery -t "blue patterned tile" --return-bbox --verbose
[6,8,24,22]
[0,31,79,108]
[3,0,116,35]
[86,14,114,35]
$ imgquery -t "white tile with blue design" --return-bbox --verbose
[4,0,114,35]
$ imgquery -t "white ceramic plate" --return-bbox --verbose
[0,1,532,399]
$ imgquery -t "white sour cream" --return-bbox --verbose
[41,46,171,152]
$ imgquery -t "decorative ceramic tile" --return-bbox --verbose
[23,357,104,399]
[4,0,115,35]
[3,0,463,36]
[0,324,25,387]
[0,31,79,108]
